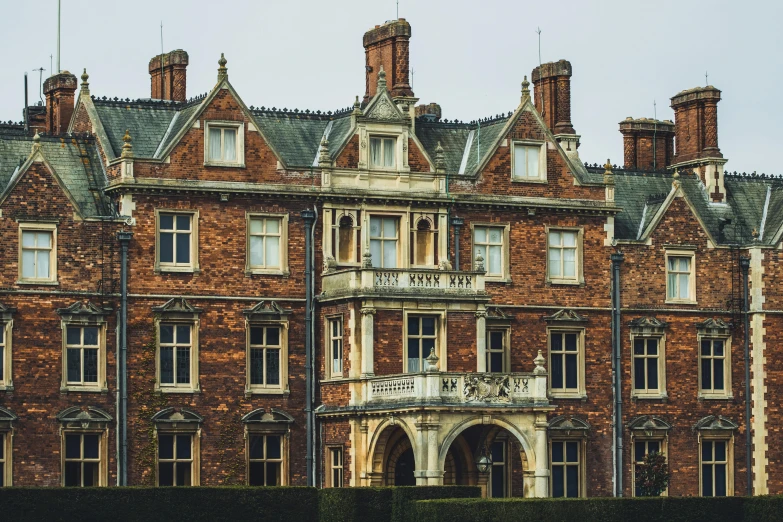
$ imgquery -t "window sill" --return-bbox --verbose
[244,388,290,397]
[156,387,201,394]
[16,279,59,286]
[61,386,108,393]
[322,376,346,383]
[156,267,201,274]
[245,268,290,277]
[204,161,246,168]
[0,385,14,391]
[484,277,511,284]
[632,393,668,401]
[664,299,697,305]
[547,279,584,286]
[511,177,547,184]
[549,392,588,400]
[698,393,734,400]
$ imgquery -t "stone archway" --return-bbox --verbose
[367,421,418,486]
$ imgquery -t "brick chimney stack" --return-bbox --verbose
[363,19,414,104]
[415,103,441,122]
[43,71,77,135]
[149,50,189,102]
[619,117,675,170]
[671,86,726,202]
[670,86,722,164]
[531,60,575,135]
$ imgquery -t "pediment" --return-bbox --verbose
[0,406,17,429]
[544,309,587,323]
[627,415,672,432]
[696,318,731,335]
[151,407,203,424]
[485,307,512,321]
[694,415,738,431]
[629,316,668,334]
[243,301,291,320]
[548,415,590,433]
[241,408,294,424]
[57,406,112,428]
[56,300,111,320]
[152,297,203,315]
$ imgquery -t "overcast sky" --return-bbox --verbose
[2,0,779,173]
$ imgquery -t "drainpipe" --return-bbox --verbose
[610,252,624,496]
[117,230,133,486]
[450,217,464,271]
[301,209,316,487]
[740,255,752,495]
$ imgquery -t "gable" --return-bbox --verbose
[1,160,80,220]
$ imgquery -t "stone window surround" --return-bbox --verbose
[631,435,668,497]
[325,445,344,488]
[328,209,361,266]
[547,327,587,399]
[545,226,585,286]
[60,322,108,393]
[0,407,17,487]
[402,309,448,374]
[627,415,672,498]
[245,212,290,276]
[698,433,734,497]
[369,135,398,170]
[154,209,200,274]
[152,408,203,487]
[203,120,245,168]
[358,124,409,174]
[409,213,439,269]
[242,409,294,486]
[17,221,58,285]
[510,140,547,183]
[547,416,590,499]
[153,300,202,394]
[698,334,733,400]
[630,332,667,400]
[244,302,291,397]
[664,247,697,305]
[61,430,108,487]
[470,222,511,283]
[56,406,112,488]
[0,304,15,391]
[325,314,344,380]
[484,325,511,374]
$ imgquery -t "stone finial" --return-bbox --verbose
[377,65,387,93]
[80,68,90,94]
[121,129,133,158]
[435,141,446,173]
[475,251,485,273]
[425,347,440,372]
[521,75,531,101]
[673,168,680,179]
[31,131,41,153]
[217,53,228,81]
[362,247,373,268]
[318,135,330,167]
[603,158,614,185]
[352,95,362,116]
[534,350,546,374]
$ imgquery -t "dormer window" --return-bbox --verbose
[512,142,545,182]
[204,121,244,167]
[370,137,396,169]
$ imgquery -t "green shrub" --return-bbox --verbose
[0,487,317,522]
[391,486,481,522]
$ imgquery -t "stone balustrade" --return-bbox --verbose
[321,266,486,298]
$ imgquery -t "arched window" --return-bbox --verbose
[338,215,355,264]
[412,216,437,266]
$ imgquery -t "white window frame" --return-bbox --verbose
[549,438,586,498]
[470,223,510,282]
[326,315,344,379]
[631,436,668,497]
[155,210,199,273]
[698,335,732,399]
[156,430,200,487]
[61,430,108,487]
[326,445,344,488]
[548,328,586,398]
[511,140,547,183]
[0,320,12,391]
[0,430,12,487]
[204,120,245,167]
[546,227,584,285]
[665,249,696,304]
[61,323,107,392]
[369,135,397,170]
[699,434,733,497]
[485,327,510,373]
[18,222,57,284]
[245,213,289,276]
[630,334,667,399]
[402,310,447,374]
[155,320,200,393]
[245,320,289,395]
[368,214,401,269]
[246,433,285,486]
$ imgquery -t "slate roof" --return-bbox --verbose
[416,117,509,176]
[0,132,110,217]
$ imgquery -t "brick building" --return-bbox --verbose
[0,18,778,497]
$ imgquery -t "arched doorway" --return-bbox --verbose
[393,446,416,486]
[369,423,418,486]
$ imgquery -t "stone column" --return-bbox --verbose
[533,413,549,498]
[475,309,487,372]
[360,307,376,377]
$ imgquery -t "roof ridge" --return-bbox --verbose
[250,106,352,120]
[91,94,209,109]
[415,111,513,128]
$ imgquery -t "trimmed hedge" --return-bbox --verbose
[0,487,317,522]
[412,496,783,522]
[320,486,481,522]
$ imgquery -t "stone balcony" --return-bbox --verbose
[320,266,487,300]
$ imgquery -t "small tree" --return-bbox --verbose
[635,451,670,496]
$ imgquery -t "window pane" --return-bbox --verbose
[715,464,727,496]
[267,436,281,459]
[563,232,576,247]
[249,218,263,234]
[489,245,502,275]
[22,231,35,247]
[714,361,724,390]
[634,358,645,390]
[160,324,174,344]
[66,327,81,345]
[160,215,174,230]
[701,359,712,390]
[176,325,191,344]
[667,257,676,271]
[646,339,658,356]
[647,360,658,390]
[563,248,575,277]
[176,347,190,384]
[474,227,487,243]
[160,347,174,384]
[491,464,505,498]
[369,239,381,268]
[490,352,503,373]
[565,334,577,352]
[266,327,280,346]
[552,441,563,463]
[223,128,237,161]
[633,339,644,355]
[83,462,97,487]
[159,435,174,459]
[22,250,35,278]
[159,463,174,486]
[65,434,81,459]
[83,327,98,346]
[565,354,578,389]
[84,434,99,459]
[702,440,713,462]
[176,463,191,486]
[382,218,396,238]
[552,466,564,497]
[250,348,264,385]
[678,274,690,299]
[160,232,174,263]
[635,441,646,462]
[383,138,395,167]
[176,435,191,459]
[83,348,98,383]
[209,128,222,160]
[566,466,579,497]
[176,215,191,231]
[715,441,726,461]
[266,219,280,234]
[266,463,281,486]
[249,462,264,486]
[649,441,661,454]
[527,146,539,178]
[67,348,81,382]
[549,248,561,277]
[489,228,502,244]
[250,327,263,345]
[383,240,397,268]
[250,236,264,266]
[265,236,280,267]
[490,331,504,350]
[713,340,724,356]
[266,348,280,386]
[566,441,578,462]
[701,340,712,356]
[702,464,713,496]
[37,250,49,278]
[175,233,190,264]
[667,273,676,299]
[249,436,264,459]
[65,462,81,487]
[551,353,563,389]
[513,144,526,178]
[370,138,381,166]
[421,317,435,336]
